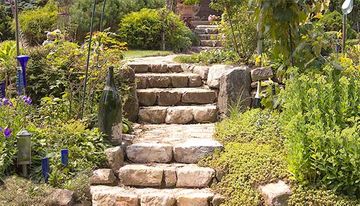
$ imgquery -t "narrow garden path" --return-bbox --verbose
[90,54,225,206]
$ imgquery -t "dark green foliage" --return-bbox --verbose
[16,1,58,45]
[319,11,357,39]
[118,8,194,52]
[69,0,164,41]
[281,61,360,196]
[0,5,13,41]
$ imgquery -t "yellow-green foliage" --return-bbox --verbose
[16,1,58,45]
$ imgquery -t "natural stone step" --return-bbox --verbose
[118,164,215,188]
[138,105,218,124]
[191,20,211,27]
[137,88,217,106]
[194,27,218,34]
[191,46,222,53]
[136,73,203,89]
[198,34,219,40]
[195,25,218,29]
[200,40,222,47]
[133,124,223,163]
[91,186,220,206]
[127,62,184,73]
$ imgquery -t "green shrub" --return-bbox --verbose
[16,1,58,45]
[319,11,357,39]
[281,60,360,196]
[0,5,13,41]
[69,0,164,41]
[119,8,194,52]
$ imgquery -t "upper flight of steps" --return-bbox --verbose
[90,57,224,206]
[191,20,222,53]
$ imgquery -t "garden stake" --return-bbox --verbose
[341,0,353,53]
[81,0,97,119]
[99,0,107,32]
[0,81,5,98]
[16,55,30,94]
[253,81,262,108]
[61,149,69,167]
[41,157,50,183]
[14,0,20,57]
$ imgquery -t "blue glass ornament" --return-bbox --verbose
[16,55,30,87]
[0,81,5,98]
[41,157,50,183]
[16,67,24,95]
[61,149,69,166]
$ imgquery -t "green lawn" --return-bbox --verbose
[124,50,173,59]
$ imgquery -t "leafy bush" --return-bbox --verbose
[16,1,58,45]
[211,2,257,62]
[69,0,164,41]
[281,58,360,196]
[319,11,357,39]
[0,5,13,41]
[119,8,194,52]
[174,49,239,65]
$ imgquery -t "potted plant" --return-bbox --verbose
[176,0,201,19]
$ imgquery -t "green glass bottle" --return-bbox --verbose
[98,66,122,143]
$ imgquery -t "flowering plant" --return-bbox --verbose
[0,96,33,176]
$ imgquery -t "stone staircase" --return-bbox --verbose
[90,57,224,206]
[191,21,222,53]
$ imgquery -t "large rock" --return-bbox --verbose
[90,169,117,185]
[138,90,157,106]
[150,64,168,73]
[192,66,210,80]
[173,139,223,163]
[259,180,291,206]
[176,166,215,188]
[206,65,234,88]
[91,186,139,206]
[177,192,213,206]
[46,189,75,206]
[127,63,149,73]
[193,105,217,123]
[138,107,167,124]
[118,165,163,187]
[105,146,124,174]
[188,76,202,87]
[251,67,274,81]
[126,143,173,163]
[182,90,216,104]
[165,107,194,124]
[171,76,188,88]
[158,91,182,106]
[141,193,176,206]
[148,76,171,88]
[218,67,251,117]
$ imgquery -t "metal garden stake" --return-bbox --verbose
[341,0,354,53]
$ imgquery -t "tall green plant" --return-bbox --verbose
[281,57,360,196]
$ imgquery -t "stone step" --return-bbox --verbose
[138,105,217,124]
[127,62,184,73]
[195,25,218,29]
[136,73,203,89]
[137,88,217,106]
[200,40,222,47]
[198,34,219,40]
[194,27,218,34]
[191,20,211,27]
[91,186,222,206]
[132,124,223,164]
[118,164,215,188]
[191,46,222,53]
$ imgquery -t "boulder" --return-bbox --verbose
[218,67,251,117]
[90,169,117,185]
[176,166,215,188]
[192,66,210,80]
[118,165,163,187]
[105,146,124,174]
[46,189,75,206]
[165,107,194,124]
[259,180,291,206]
[157,91,182,106]
[126,143,173,163]
[251,67,274,81]
[206,65,234,88]
[91,186,139,206]
[138,107,167,124]
[193,106,217,123]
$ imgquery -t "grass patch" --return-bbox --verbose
[124,50,173,59]
[173,49,240,65]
